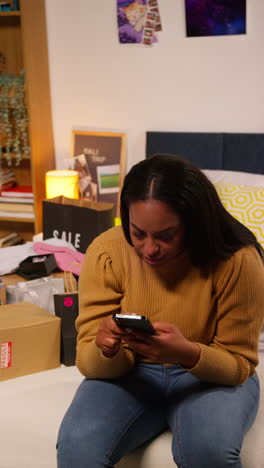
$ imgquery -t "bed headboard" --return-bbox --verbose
[146,132,264,174]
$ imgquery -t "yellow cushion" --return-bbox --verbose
[214,183,264,248]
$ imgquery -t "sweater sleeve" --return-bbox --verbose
[75,239,135,379]
[189,247,264,385]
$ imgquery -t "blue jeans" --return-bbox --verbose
[57,363,259,468]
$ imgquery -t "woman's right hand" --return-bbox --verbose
[95,315,124,358]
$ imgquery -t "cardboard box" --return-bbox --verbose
[0,302,61,381]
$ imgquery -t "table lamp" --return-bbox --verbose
[45,170,79,199]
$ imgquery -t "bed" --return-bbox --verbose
[146,131,264,174]
[145,131,264,251]
[0,131,263,468]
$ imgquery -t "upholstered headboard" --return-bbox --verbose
[146,132,264,174]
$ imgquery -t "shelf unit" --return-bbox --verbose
[0,0,55,241]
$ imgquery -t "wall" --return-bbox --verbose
[45,0,264,172]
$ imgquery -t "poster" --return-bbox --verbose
[185,0,246,37]
[67,131,126,217]
[117,0,162,45]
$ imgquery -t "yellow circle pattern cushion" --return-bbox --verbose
[214,183,264,248]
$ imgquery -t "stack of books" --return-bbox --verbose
[0,185,34,220]
[0,170,16,193]
[0,231,24,248]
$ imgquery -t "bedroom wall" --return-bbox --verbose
[45,0,264,171]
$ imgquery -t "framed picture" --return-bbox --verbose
[69,131,126,216]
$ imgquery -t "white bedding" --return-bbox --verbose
[203,169,264,187]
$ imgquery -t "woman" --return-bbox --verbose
[57,154,264,468]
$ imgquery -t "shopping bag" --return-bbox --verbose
[0,279,6,305]
[6,276,65,315]
[42,196,115,253]
[53,271,79,366]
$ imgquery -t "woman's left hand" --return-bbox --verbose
[123,321,200,368]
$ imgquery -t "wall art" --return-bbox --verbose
[185,0,246,37]
[67,131,126,217]
[117,0,162,45]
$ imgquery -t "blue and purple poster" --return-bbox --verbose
[185,0,246,37]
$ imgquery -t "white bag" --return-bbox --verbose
[6,276,65,315]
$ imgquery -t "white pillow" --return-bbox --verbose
[203,170,264,188]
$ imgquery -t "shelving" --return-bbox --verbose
[0,11,21,16]
[0,0,55,240]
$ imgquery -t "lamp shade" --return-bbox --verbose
[45,170,79,199]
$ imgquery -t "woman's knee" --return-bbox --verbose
[172,430,241,468]
[57,422,110,467]
[57,422,89,463]
[170,377,259,468]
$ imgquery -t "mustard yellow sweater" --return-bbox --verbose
[76,226,264,385]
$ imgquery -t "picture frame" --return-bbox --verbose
[69,130,126,217]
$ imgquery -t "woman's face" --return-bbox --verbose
[129,199,185,268]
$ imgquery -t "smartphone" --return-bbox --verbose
[112,314,157,335]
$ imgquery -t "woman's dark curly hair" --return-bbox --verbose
[120,154,264,268]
